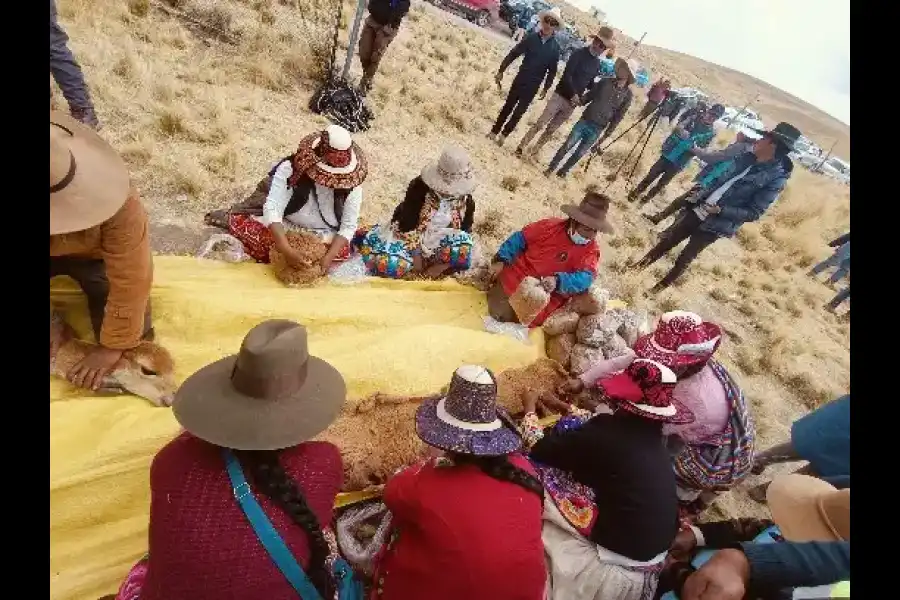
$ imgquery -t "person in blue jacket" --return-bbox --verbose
[657,473,850,600]
[629,122,801,293]
[647,128,760,226]
[628,104,725,204]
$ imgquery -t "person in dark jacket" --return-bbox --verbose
[629,122,801,293]
[544,57,635,178]
[659,474,850,600]
[515,27,615,159]
[358,0,411,93]
[521,359,694,600]
[809,232,850,284]
[50,0,99,128]
[629,104,725,204]
[354,146,477,279]
[641,78,671,119]
[489,8,562,146]
[647,128,760,225]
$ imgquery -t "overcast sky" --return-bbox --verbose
[570,0,850,125]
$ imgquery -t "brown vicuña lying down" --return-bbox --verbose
[50,315,178,407]
[316,358,570,492]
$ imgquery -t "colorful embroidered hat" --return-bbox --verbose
[633,311,722,375]
[294,124,367,190]
[415,365,522,456]
[599,358,694,424]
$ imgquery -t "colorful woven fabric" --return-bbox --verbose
[672,359,756,495]
[353,225,415,279]
[228,214,352,264]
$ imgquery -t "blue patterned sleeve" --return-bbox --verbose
[495,230,527,264]
[556,270,595,295]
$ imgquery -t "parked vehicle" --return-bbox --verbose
[556,26,585,62]
[430,0,499,28]
[499,0,530,22]
[507,0,551,33]
[714,106,764,133]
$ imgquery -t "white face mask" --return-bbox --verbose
[569,227,591,246]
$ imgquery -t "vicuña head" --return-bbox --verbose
[108,341,178,407]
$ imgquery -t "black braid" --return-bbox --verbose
[450,453,544,502]
[238,450,334,599]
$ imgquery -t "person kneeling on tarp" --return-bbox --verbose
[487,192,612,327]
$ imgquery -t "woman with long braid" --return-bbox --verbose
[111,320,350,600]
[372,365,547,599]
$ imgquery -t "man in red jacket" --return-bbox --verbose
[487,191,612,327]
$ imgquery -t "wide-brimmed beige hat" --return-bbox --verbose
[420,145,477,197]
[561,191,614,234]
[538,7,564,28]
[50,110,130,235]
[767,474,850,542]
[173,320,347,451]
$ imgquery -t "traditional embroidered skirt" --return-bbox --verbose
[352,225,475,279]
[228,214,352,264]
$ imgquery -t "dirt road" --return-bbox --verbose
[414,0,516,46]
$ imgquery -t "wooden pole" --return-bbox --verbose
[342,0,368,81]
[626,32,647,59]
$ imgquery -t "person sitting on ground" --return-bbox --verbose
[353,145,477,279]
[641,78,671,119]
[658,474,850,600]
[521,359,693,600]
[487,191,612,327]
[647,128,762,225]
[111,320,352,600]
[809,232,850,284]
[515,27,616,160]
[629,104,725,204]
[543,57,635,178]
[565,311,755,523]
[207,125,367,268]
[372,365,547,599]
[50,111,154,392]
[489,8,562,146]
[749,394,849,503]
[628,122,801,293]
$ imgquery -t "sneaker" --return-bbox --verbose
[514,147,524,158]
[495,135,506,147]
[646,214,663,225]
[542,169,552,178]
[627,190,639,202]
[70,106,100,130]
[486,131,496,141]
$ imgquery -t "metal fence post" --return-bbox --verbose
[342,0,368,81]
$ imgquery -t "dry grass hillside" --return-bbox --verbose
[556,1,851,158]
[53,0,849,517]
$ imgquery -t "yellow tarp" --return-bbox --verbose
[50,256,545,600]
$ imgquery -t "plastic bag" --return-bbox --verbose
[196,233,250,263]
[483,316,531,345]
[336,502,393,575]
[329,255,369,285]
[508,277,550,326]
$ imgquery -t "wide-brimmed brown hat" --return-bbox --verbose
[50,110,130,235]
[421,145,477,197]
[294,124,368,190]
[561,191,614,234]
[173,320,347,451]
[767,474,850,542]
[592,26,616,51]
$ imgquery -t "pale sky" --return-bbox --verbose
[571,0,850,125]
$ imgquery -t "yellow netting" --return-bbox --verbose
[50,256,544,600]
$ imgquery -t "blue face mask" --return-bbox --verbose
[569,228,591,245]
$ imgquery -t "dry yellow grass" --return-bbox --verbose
[54,0,849,517]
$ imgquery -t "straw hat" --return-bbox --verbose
[538,7,564,28]
[561,192,614,234]
[294,124,368,190]
[173,320,346,451]
[633,311,722,375]
[50,110,130,235]
[767,474,850,542]
[415,365,521,457]
[600,359,694,424]
[420,145,477,197]
[592,25,616,50]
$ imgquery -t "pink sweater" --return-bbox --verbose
[580,355,729,443]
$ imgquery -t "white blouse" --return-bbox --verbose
[259,161,363,241]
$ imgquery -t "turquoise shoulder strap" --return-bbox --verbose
[222,449,324,600]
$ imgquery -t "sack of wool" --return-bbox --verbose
[542,310,581,337]
[570,343,604,376]
[576,314,617,348]
[600,333,632,359]
[546,333,576,368]
[613,308,644,346]
[568,285,610,316]
[508,276,551,326]
[269,231,327,286]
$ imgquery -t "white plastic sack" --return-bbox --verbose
[483,316,531,345]
[196,233,250,263]
[336,502,393,575]
[328,255,368,285]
